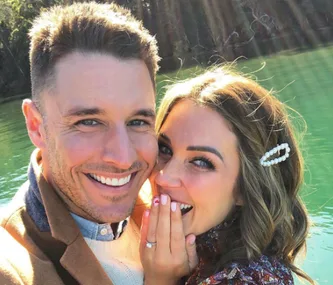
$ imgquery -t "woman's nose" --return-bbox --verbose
[154,160,182,188]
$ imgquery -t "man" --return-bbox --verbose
[0,2,160,284]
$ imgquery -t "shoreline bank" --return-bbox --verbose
[0,93,31,104]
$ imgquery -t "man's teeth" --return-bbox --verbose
[91,174,131,186]
[180,203,192,210]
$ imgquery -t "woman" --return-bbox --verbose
[140,67,314,285]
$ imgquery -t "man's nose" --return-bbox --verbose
[102,126,137,170]
[154,159,182,188]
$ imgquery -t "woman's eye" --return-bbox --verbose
[192,157,215,170]
[75,119,99,126]
[158,142,172,156]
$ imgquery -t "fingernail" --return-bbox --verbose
[189,235,196,245]
[144,210,150,217]
[171,202,177,212]
[153,197,160,206]
[161,194,167,205]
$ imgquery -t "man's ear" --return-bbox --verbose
[22,99,46,149]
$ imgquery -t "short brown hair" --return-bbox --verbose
[29,2,159,102]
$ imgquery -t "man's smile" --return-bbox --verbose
[88,173,133,187]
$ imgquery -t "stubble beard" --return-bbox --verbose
[49,155,137,222]
[42,128,94,219]
[43,122,148,222]
[45,139,138,222]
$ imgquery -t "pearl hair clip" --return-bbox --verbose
[260,143,291,167]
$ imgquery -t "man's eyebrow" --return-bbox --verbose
[64,107,106,117]
[132,109,156,119]
[187,146,224,162]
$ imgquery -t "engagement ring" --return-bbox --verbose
[146,240,157,248]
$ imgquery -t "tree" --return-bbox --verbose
[0,0,62,97]
[1,0,333,98]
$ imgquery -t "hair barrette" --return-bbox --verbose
[260,143,290,167]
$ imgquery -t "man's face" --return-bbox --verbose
[38,52,157,223]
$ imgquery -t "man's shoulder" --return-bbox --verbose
[0,225,65,285]
[0,256,24,285]
[0,181,29,228]
[0,199,67,285]
[0,185,32,284]
[0,226,30,285]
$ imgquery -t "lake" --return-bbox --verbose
[1,46,333,284]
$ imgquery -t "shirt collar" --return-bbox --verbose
[71,213,128,241]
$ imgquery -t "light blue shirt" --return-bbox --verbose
[71,213,128,241]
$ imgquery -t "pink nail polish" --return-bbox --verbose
[153,197,160,206]
[161,194,167,205]
[189,235,196,245]
[171,202,177,212]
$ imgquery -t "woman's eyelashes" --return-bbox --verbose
[158,141,173,160]
[191,156,216,170]
[158,140,216,171]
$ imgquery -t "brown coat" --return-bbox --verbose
[0,162,118,285]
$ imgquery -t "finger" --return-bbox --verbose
[170,202,186,255]
[146,196,160,245]
[139,209,150,255]
[185,234,199,272]
[156,194,171,251]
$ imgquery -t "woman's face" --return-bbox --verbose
[150,99,241,236]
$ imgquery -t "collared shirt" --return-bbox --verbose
[71,213,143,285]
[71,213,128,242]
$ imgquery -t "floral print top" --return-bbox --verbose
[192,255,294,285]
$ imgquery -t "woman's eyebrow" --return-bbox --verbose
[159,133,171,144]
[187,146,224,162]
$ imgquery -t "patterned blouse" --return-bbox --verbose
[192,255,294,285]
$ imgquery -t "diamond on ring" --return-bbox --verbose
[146,240,157,248]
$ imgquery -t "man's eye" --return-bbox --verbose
[128,120,150,127]
[75,119,99,126]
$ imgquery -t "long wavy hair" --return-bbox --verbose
[156,67,313,284]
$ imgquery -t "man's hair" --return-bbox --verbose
[29,2,159,103]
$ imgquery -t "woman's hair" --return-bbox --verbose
[156,67,313,284]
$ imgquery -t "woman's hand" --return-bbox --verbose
[140,194,198,285]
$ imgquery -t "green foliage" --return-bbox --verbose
[0,0,61,97]
[0,0,333,99]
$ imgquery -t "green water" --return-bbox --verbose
[1,46,333,284]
